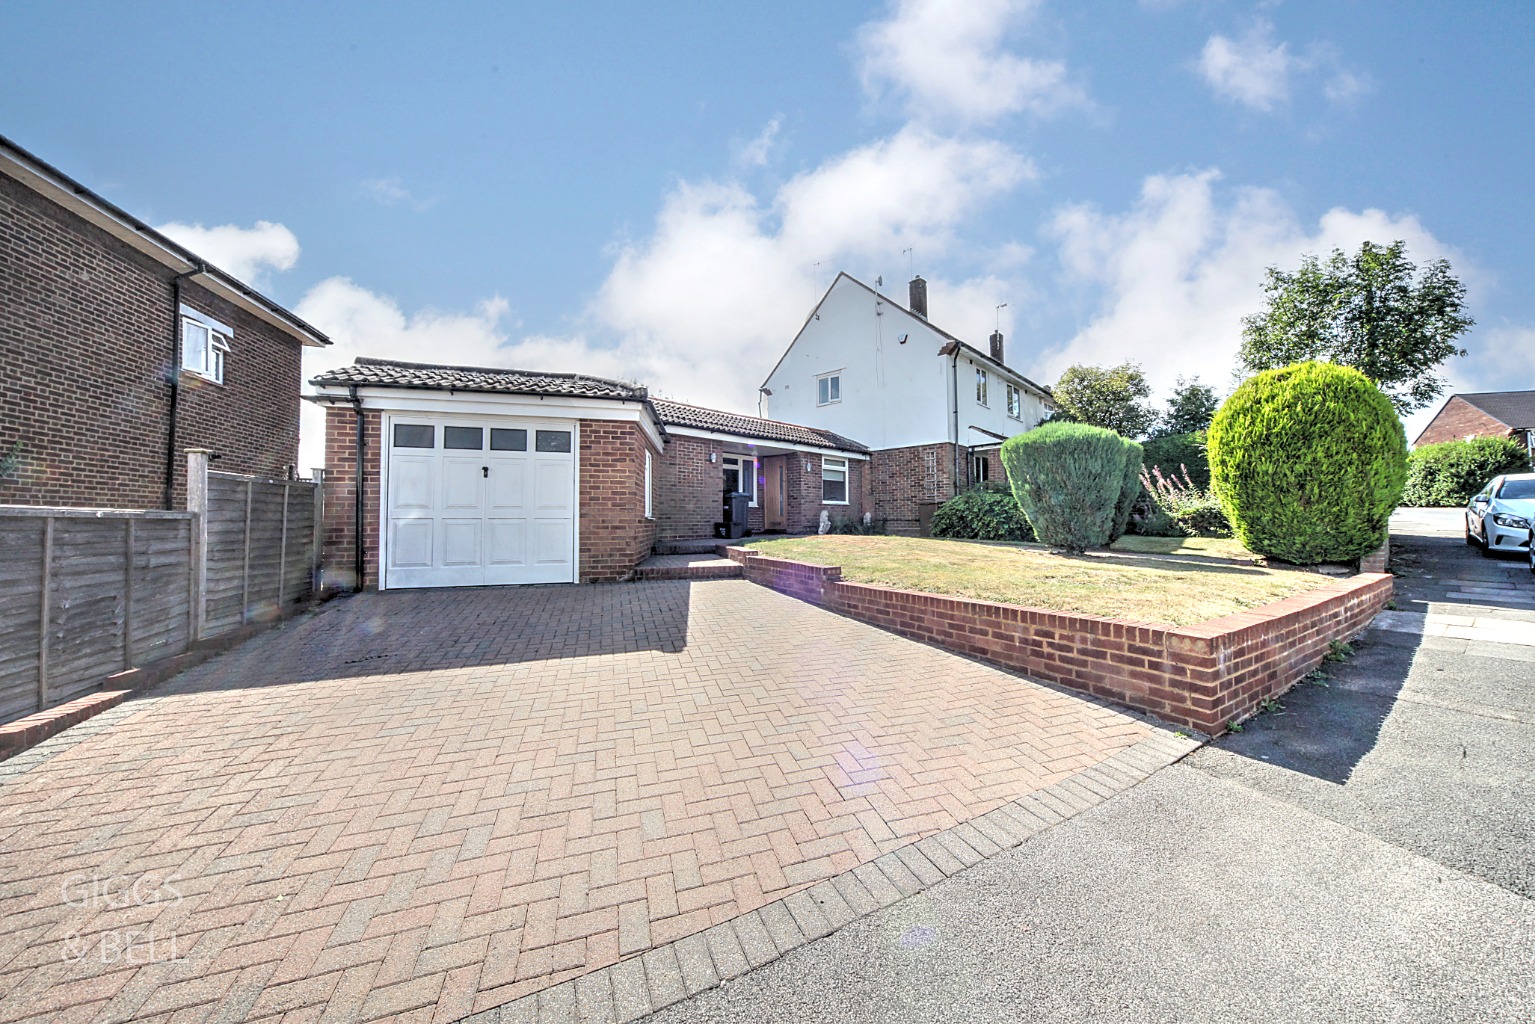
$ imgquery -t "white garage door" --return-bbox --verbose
[384,416,577,588]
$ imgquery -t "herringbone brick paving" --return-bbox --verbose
[0,580,1152,1023]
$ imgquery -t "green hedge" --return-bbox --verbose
[929,488,1034,542]
[1142,432,1209,489]
[1208,362,1406,564]
[1000,422,1142,552]
[1401,437,1531,506]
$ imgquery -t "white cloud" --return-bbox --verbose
[1323,68,1374,104]
[155,220,300,285]
[1037,169,1471,409]
[360,177,438,211]
[734,117,783,168]
[857,0,1085,124]
[1197,22,1294,111]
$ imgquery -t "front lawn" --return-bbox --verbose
[742,534,1331,626]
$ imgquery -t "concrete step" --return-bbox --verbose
[633,553,744,581]
[654,538,729,555]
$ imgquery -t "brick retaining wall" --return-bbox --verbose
[726,548,1393,734]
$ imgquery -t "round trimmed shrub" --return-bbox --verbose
[930,487,1034,542]
[1401,437,1531,507]
[1000,422,1142,552]
[1208,362,1406,564]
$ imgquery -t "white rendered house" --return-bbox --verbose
[760,273,1053,532]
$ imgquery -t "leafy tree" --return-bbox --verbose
[1051,363,1156,438]
[1157,377,1219,436]
[1238,240,1473,415]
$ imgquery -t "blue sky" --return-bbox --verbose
[3,1,1531,466]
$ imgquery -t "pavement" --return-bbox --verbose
[644,508,1535,1023]
[0,578,1163,1024]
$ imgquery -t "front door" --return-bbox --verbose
[762,455,787,531]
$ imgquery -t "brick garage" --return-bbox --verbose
[727,548,1393,734]
[0,140,328,512]
[1413,391,1535,451]
[578,420,660,581]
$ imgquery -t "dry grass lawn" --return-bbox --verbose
[742,534,1332,626]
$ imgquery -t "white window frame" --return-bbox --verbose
[1006,383,1022,419]
[180,305,232,385]
[972,453,990,483]
[822,457,850,505]
[975,367,989,407]
[722,455,758,506]
[644,449,654,519]
[817,371,842,407]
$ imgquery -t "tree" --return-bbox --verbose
[1238,240,1473,415]
[1158,376,1219,436]
[1051,363,1156,438]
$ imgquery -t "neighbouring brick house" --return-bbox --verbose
[1414,390,1535,458]
[0,135,329,511]
[759,272,1054,533]
[311,359,870,589]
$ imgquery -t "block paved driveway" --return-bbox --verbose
[0,579,1154,1023]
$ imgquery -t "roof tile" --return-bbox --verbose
[311,358,648,401]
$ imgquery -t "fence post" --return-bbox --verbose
[123,517,136,671]
[311,469,325,596]
[37,516,53,712]
[186,449,211,642]
[241,479,254,625]
[278,482,290,613]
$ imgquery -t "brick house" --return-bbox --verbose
[0,135,330,511]
[759,272,1054,533]
[1413,391,1535,458]
[311,359,869,589]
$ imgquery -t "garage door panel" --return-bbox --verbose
[488,460,527,511]
[534,461,572,511]
[532,518,573,566]
[390,519,433,568]
[442,459,484,512]
[486,519,528,567]
[439,519,482,568]
[390,457,434,511]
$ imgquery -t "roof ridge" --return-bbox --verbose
[350,357,644,393]
[652,396,845,435]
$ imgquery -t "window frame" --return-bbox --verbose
[975,367,988,407]
[816,371,842,407]
[180,305,232,385]
[972,453,990,483]
[821,457,850,505]
[644,449,654,520]
[1006,383,1022,419]
[722,455,758,506]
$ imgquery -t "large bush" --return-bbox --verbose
[1208,362,1407,564]
[1141,431,1209,489]
[930,487,1034,542]
[1109,438,1145,543]
[1000,422,1142,552]
[1401,437,1531,506]
[1139,465,1231,537]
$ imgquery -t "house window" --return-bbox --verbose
[722,455,757,505]
[817,372,842,406]
[822,457,849,504]
[180,306,232,384]
[644,449,654,519]
[1007,384,1022,419]
[975,367,988,407]
[972,453,990,483]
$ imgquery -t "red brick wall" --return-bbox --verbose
[728,548,1393,734]
[869,442,958,534]
[656,435,722,542]
[0,174,302,511]
[784,453,866,534]
[578,420,659,582]
[1414,397,1514,447]
[321,405,382,591]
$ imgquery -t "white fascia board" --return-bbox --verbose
[0,145,328,348]
[663,424,870,461]
[311,385,666,449]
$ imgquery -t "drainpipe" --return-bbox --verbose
[949,349,962,498]
[163,262,206,509]
[349,385,366,590]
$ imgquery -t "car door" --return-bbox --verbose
[1469,480,1496,540]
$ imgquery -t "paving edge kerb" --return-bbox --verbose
[453,729,1201,1024]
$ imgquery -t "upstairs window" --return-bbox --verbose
[822,457,849,504]
[1007,384,1022,419]
[180,305,232,384]
[817,372,842,406]
[975,367,989,406]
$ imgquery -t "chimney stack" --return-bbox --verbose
[989,329,1005,364]
[908,275,927,319]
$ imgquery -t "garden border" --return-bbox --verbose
[723,546,1392,733]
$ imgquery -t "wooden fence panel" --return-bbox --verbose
[0,516,47,725]
[203,475,250,636]
[130,518,193,665]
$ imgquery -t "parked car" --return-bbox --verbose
[1465,473,1535,558]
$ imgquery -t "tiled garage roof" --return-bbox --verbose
[311,358,649,401]
[652,398,870,453]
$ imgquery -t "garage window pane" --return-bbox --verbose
[444,426,484,450]
[490,428,527,451]
[393,424,434,448]
[535,430,572,453]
